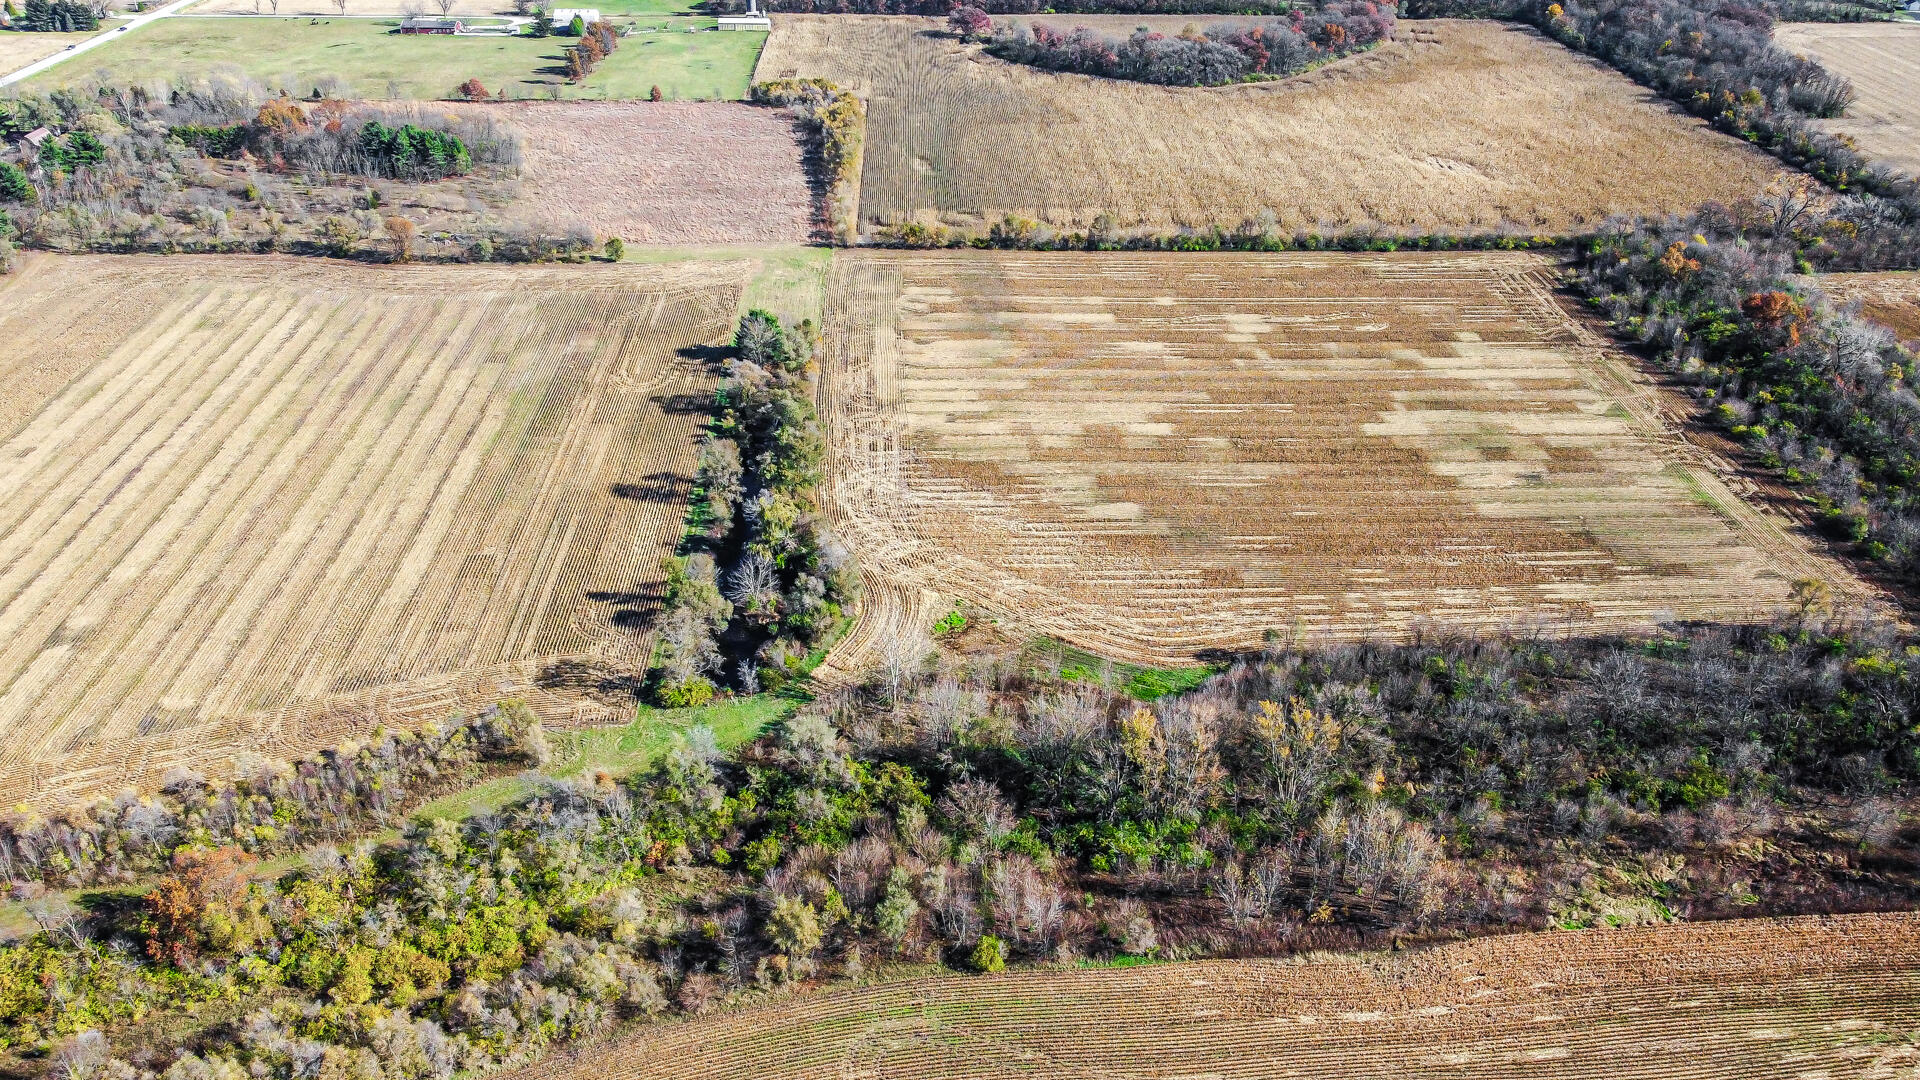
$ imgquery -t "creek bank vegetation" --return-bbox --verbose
[979,3,1395,86]
[0,81,598,268]
[1,614,1915,1079]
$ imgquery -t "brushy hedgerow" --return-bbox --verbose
[4,613,1916,1077]
[983,4,1394,86]
[1571,178,1920,576]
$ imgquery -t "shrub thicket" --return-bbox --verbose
[985,4,1394,85]
[710,0,1301,13]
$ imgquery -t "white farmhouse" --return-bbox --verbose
[717,0,769,30]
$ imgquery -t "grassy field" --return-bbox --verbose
[0,253,751,810]
[22,16,764,100]
[492,912,1920,1079]
[1775,21,1920,175]
[756,16,1784,237]
[817,250,1865,664]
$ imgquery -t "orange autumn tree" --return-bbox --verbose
[144,846,270,965]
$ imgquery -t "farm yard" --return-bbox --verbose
[497,913,1920,1080]
[19,15,764,100]
[1773,21,1920,176]
[486,102,816,245]
[0,254,746,810]
[819,250,1863,663]
[754,17,1784,237]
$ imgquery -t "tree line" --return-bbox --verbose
[645,308,859,707]
[706,0,1302,14]
[979,3,1394,86]
[1,611,1913,1078]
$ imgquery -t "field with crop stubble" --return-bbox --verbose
[754,17,1783,237]
[0,254,747,809]
[495,912,1920,1080]
[1774,21,1920,177]
[814,250,1869,672]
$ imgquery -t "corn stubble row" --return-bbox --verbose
[816,250,1860,665]
[0,256,745,808]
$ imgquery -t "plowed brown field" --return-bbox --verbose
[1774,21,1920,176]
[1818,270,1920,344]
[816,250,1865,671]
[0,254,746,809]
[499,912,1920,1080]
[754,17,1783,237]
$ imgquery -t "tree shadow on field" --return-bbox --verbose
[678,343,731,374]
[612,472,689,503]
[585,584,664,631]
[536,659,647,705]
[652,391,714,416]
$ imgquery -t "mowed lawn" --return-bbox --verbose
[22,16,764,100]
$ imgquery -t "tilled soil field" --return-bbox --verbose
[1818,270,1920,344]
[499,912,1920,1080]
[1774,21,1920,176]
[0,254,745,808]
[755,16,1783,237]
[818,250,1864,666]
[482,101,817,245]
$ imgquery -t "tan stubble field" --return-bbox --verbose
[0,254,745,808]
[816,250,1869,671]
[1774,20,1920,176]
[755,17,1785,236]
[495,911,1920,1080]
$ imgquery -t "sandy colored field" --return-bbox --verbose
[0,27,109,78]
[1775,21,1920,176]
[502,912,1920,1080]
[186,0,694,13]
[815,250,1865,670]
[754,17,1784,236]
[1818,271,1920,343]
[0,254,746,809]
[477,101,815,244]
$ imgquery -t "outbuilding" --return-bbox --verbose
[398,16,462,32]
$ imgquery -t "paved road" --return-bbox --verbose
[0,0,203,89]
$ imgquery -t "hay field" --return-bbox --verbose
[483,102,815,245]
[817,250,1863,668]
[0,254,745,809]
[1775,21,1920,176]
[500,912,1920,1080]
[1819,271,1920,343]
[754,17,1783,236]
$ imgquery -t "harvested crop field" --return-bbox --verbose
[482,101,815,245]
[1818,271,1920,344]
[0,254,746,809]
[500,912,1920,1080]
[818,250,1863,667]
[0,27,105,78]
[1774,21,1920,176]
[755,17,1782,236]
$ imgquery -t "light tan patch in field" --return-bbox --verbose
[756,16,1784,236]
[495,911,1920,1080]
[0,254,744,808]
[1815,270,1920,345]
[1774,21,1920,177]
[820,251,1861,667]
[0,27,105,77]
[462,101,816,245]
